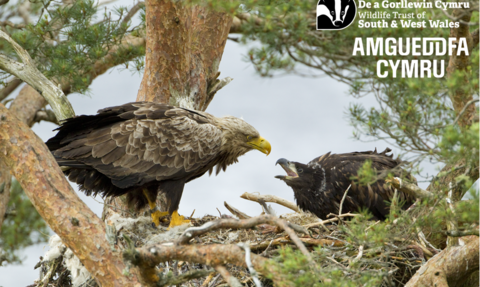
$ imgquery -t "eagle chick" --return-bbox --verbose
[275,148,415,220]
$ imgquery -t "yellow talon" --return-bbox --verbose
[168,210,191,229]
[143,189,168,227]
[151,210,169,227]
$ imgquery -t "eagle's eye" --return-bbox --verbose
[298,168,303,173]
[247,135,252,141]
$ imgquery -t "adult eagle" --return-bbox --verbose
[46,102,271,228]
[275,148,415,220]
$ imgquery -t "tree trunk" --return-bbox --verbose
[104,0,233,220]
[136,0,233,111]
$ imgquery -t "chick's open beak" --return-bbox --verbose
[275,158,299,179]
[247,136,271,155]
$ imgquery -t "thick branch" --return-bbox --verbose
[0,30,74,121]
[130,243,274,276]
[240,192,300,212]
[0,105,139,286]
[0,164,11,233]
[0,77,22,102]
[405,237,479,287]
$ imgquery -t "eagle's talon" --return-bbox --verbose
[151,210,169,227]
[168,210,191,229]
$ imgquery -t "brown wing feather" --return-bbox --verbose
[47,102,223,190]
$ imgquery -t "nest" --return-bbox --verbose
[33,195,431,287]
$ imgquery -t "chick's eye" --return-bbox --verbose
[298,168,303,173]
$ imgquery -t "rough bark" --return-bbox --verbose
[0,164,11,234]
[136,0,233,111]
[405,236,479,287]
[0,104,140,287]
[0,77,22,102]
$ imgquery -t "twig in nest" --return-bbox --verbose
[224,201,251,219]
[189,209,196,219]
[349,245,364,267]
[237,243,262,287]
[446,183,459,247]
[338,184,351,216]
[240,192,299,212]
[200,273,215,287]
[214,265,242,287]
[303,212,360,229]
[258,199,277,216]
[158,269,215,287]
[177,214,308,245]
[445,229,479,237]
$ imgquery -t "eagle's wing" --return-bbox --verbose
[50,102,223,189]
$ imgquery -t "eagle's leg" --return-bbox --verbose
[142,189,168,226]
[168,210,191,229]
[162,179,191,229]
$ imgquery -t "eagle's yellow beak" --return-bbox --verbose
[248,136,271,155]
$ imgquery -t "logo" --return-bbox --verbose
[316,0,357,30]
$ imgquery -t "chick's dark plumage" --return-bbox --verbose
[276,148,415,220]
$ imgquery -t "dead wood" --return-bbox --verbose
[386,177,434,199]
[224,201,251,219]
[177,215,309,245]
[240,192,300,212]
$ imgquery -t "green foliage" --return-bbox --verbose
[194,0,479,185]
[0,180,49,265]
[1,0,146,93]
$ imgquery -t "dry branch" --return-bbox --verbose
[240,192,300,213]
[0,30,75,121]
[250,236,344,252]
[386,177,433,199]
[303,212,360,229]
[224,201,251,219]
[0,104,139,286]
[214,265,242,287]
[176,215,308,245]
[126,243,277,284]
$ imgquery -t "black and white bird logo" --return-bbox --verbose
[316,0,357,30]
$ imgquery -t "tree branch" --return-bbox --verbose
[0,30,74,121]
[176,214,308,245]
[240,192,300,213]
[0,104,139,286]
[126,243,277,283]
[0,77,22,102]
[386,177,434,199]
[405,237,479,287]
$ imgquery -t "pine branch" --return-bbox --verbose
[0,30,75,121]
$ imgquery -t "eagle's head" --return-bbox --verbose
[217,116,271,156]
[275,158,317,190]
